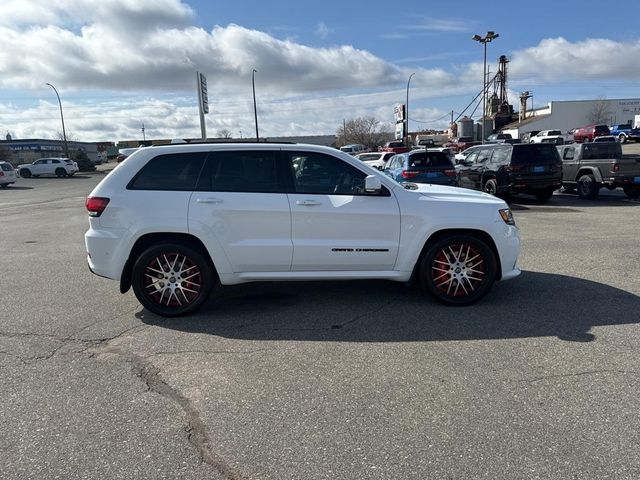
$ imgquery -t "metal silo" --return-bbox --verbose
[457,116,474,138]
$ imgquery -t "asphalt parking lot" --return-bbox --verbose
[1,163,639,479]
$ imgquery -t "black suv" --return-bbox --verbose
[456,143,562,202]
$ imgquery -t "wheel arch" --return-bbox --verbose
[411,228,503,282]
[120,232,216,294]
[576,167,603,183]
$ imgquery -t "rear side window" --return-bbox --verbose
[511,144,559,164]
[491,148,510,164]
[582,143,622,160]
[197,150,282,193]
[407,152,452,168]
[127,152,206,191]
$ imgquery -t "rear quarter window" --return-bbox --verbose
[582,143,622,160]
[127,152,206,191]
[511,144,559,164]
[407,152,452,168]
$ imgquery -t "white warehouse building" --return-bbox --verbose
[501,98,640,141]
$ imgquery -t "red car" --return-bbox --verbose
[379,141,411,154]
[444,136,482,153]
[572,124,610,143]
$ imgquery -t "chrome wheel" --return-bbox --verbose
[143,253,202,307]
[431,243,486,297]
[132,243,214,317]
[421,234,497,305]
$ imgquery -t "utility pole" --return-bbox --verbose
[472,31,499,144]
[252,69,259,141]
[141,123,146,142]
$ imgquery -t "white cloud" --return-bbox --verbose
[0,3,638,142]
[315,22,331,39]
[403,19,469,33]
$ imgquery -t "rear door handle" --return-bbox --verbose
[196,197,223,204]
[295,200,321,206]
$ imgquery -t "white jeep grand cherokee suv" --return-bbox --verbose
[85,143,520,317]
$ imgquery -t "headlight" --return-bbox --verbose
[499,208,515,225]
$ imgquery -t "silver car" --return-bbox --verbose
[0,161,17,187]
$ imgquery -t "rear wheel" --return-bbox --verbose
[131,243,215,317]
[55,168,66,178]
[623,185,640,199]
[0,183,8,188]
[577,174,599,199]
[420,234,497,306]
[534,188,554,202]
[19,168,31,178]
[618,134,627,144]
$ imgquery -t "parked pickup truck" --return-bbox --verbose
[445,136,482,153]
[530,129,572,145]
[609,124,640,143]
[557,142,640,199]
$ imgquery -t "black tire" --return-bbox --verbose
[577,174,599,199]
[534,188,554,202]
[131,243,215,317]
[618,134,627,144]
[483,178,498,196]
[55,168,66,178]
[623,185,640,199]
[19,168,31,178]
[0,183,8,188]
[420,234,497,306]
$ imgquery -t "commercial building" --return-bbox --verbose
[501,98,640,141]
[0,138,99,164]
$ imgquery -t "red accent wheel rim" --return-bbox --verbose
[431,243,486,297]
[142,253,202,307]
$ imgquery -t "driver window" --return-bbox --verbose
[464,151,479,164]
[287,152,366,195]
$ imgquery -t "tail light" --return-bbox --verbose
[0,171,4,177]
[506,164,524,172]
[86,196,110,217]
[612,163,620,172]
[444,169,456,177]
[401,170,420,179]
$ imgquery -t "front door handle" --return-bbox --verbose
[196,197,223,204]
[295,200,321,206]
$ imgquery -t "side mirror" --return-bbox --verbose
[364,175,382,193]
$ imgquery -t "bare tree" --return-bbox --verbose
[216,128,232,139]
[336,117,393,150]
[588,96,612,125]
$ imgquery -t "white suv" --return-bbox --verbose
[18,158,79,178]
[85,143,521,316]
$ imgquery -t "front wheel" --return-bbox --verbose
[420,234,497,306]
[483,178,498,196]
[131,243,215,317]
[19,168,31,178]
[618,134,627,144]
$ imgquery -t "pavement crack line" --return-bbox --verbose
[151,348,275,357]
[95,345,246,480]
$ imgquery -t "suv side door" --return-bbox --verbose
[284,150,401,271]
[459,147,492,190]
[189,149,292,272]
[32,159,49,175]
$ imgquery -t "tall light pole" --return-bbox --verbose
[45,83,69,158]
[472,31,499,144]
[252,69,259,141]
[405,72,415,147]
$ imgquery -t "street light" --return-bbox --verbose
[252,69,259,141]
[472,31,499,144]
[45,82,69,158]
[405,72,415,147]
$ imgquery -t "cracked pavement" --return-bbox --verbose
[1,173,640,479]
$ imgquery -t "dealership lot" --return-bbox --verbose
[1,171,639,479]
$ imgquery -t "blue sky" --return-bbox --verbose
[0,0,638,141]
